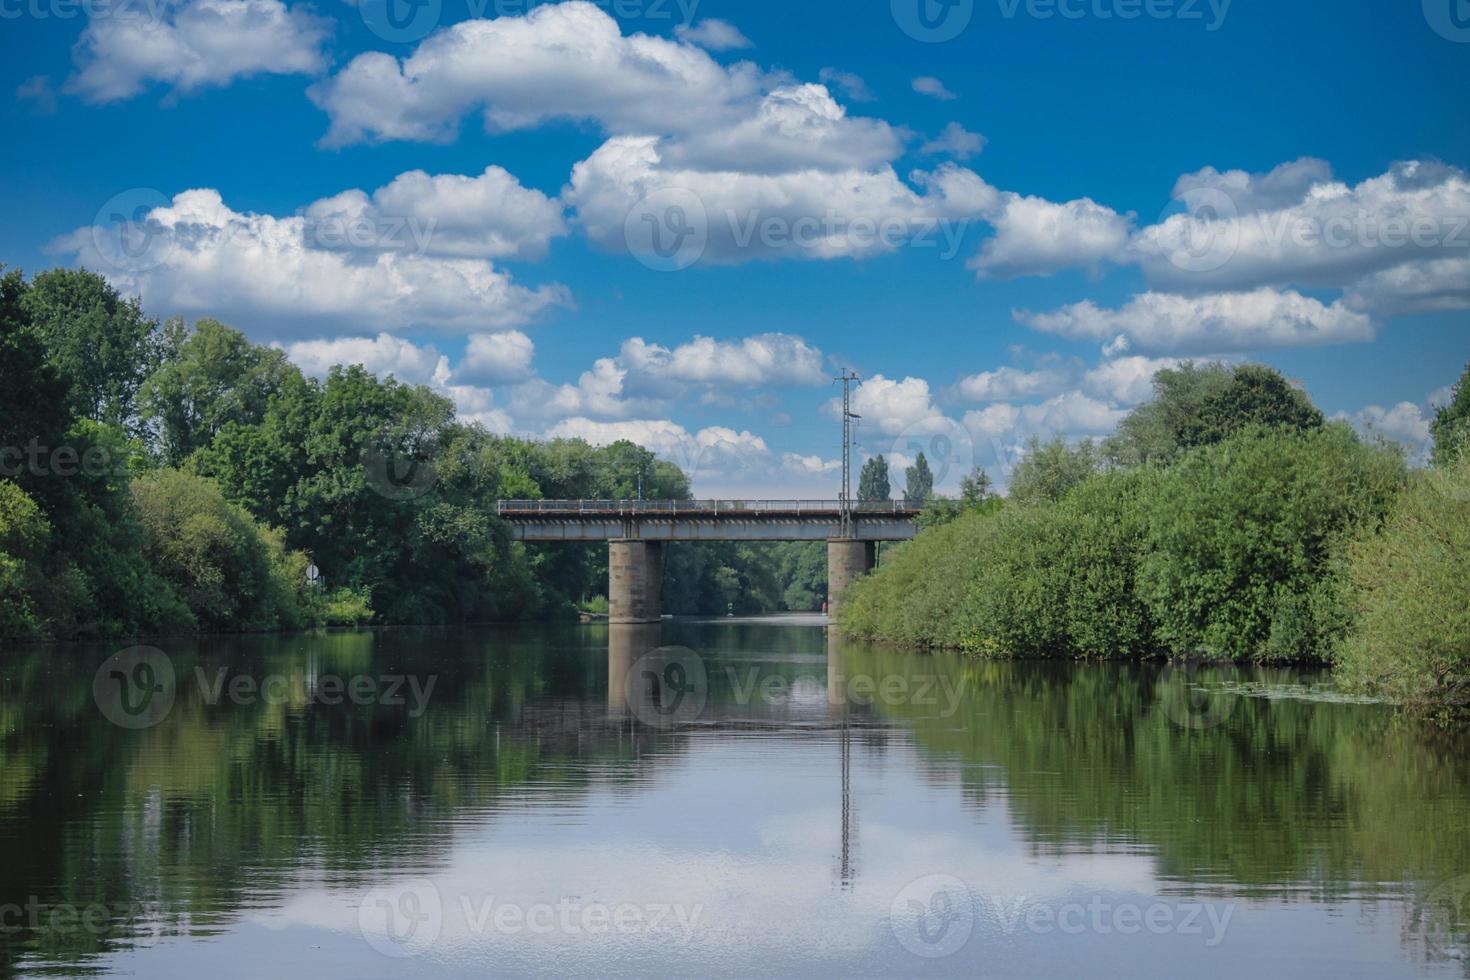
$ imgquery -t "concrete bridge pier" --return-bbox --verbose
[609,539,663,624]
[826,539,875,623]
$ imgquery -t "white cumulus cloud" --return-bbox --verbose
[68,0,329,103]
[51,186,569,336]
[1016,288,1374,354]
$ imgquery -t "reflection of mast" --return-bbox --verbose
[828,632,854,889]
[840,711,852,889]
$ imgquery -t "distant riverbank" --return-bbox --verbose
[838,425,1470,719]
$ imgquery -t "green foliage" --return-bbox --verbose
[917,466,999,529]
[0,480,50,638]
[1335,454,1470,713]
[139,317,297,465]
[306,586,376,627]
[840,509,1005,648]
[1430,360,1470,465]
[858,455,891,500]
[948,468,1154,658]
[130,469,311,632]
[0,265,832,641]
[843,425,1407,665]
[959,465,994,505]
[1007,436,1099,504]
[20,267,161,430]
[903,451,933,502]
[662,541,823,615]
[1136,425,1404,660]
[1105,362,1324,466]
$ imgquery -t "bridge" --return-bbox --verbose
[496,500,921,624]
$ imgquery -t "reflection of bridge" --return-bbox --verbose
[496,500,921,624]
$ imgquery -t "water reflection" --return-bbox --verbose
[0,622,1467,977]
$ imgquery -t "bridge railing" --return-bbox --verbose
[495,499,922,516]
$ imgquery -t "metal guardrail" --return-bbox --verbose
[495,499,921,516]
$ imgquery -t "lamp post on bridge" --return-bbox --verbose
[827,370,874,622]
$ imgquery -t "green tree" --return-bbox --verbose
[1430,360,1470,465]
[0,480,50,638]
[1105,362,1323,466]
[1008,437,1099,504]
[959,465,994,506]
[858,455,891,500]
[1336,452,1470,711]
[130,469,310,631]
[1137,424,1403,660]
[904,451,934,502]
[20,268,161,429]
[140,318,297,466]
[0,268,74,513]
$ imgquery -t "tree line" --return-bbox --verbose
[0,266,825,641]
[839,360,1470,715]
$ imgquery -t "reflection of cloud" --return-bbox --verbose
[253,737,1169,973]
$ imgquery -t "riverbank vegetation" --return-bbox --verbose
[840,360,1470,713]
[0,266,822,642]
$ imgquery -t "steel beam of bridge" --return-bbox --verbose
[494,499,920,543]
[495,500,921,624]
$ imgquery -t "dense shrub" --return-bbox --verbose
[948,468,1154,658]
[840,511,1005,649]
[0,481,49,638]
[841,425,1405,664]
[1335,455,1470,711]
[130,469,311,632]
[1136,424,1404,660]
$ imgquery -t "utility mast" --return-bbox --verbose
[835,370,861,538]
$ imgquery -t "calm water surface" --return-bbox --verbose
[2,617,1469,977]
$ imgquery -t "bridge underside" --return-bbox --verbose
[498,502,917,625]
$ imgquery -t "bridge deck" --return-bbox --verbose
[496,499,921,542]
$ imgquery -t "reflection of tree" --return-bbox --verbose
[8,627,1470,974]
[833,640,1470,928]
[0,628,682,977]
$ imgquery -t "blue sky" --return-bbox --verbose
[2,0,1467,494]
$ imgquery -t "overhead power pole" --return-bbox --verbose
[835,370,861,538]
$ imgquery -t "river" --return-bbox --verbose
[1,617,1468,977]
